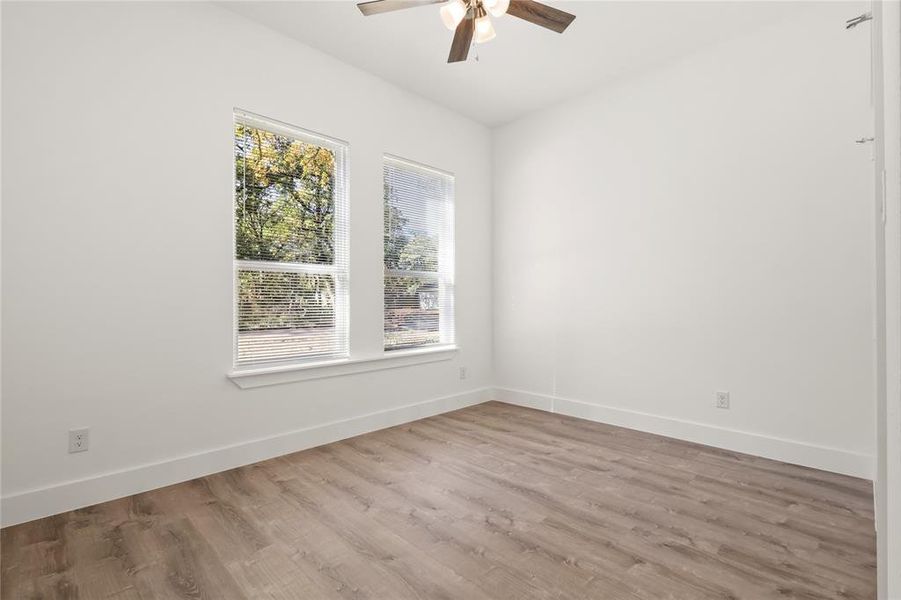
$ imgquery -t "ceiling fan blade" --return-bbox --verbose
[507,0,575,33]
[357,0,446,16]
[447,17,474,63]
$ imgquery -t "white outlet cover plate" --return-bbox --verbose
[69,428,89,453]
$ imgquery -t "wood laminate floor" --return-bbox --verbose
[1,402,876,599]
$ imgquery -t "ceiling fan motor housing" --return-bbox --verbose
[356,0,576,63]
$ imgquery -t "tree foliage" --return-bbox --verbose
[383,180,441,348]
[235,123,335,264]
[233,122,440,350]
[398,235,437,272]
[235,124,337,333]
[383,185,409,270]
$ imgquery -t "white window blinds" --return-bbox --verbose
[383,156,455,351]
[234,111,349,367]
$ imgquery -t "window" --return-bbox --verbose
[383,156,455,351]
[234,111,348,367]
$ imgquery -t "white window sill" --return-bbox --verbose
[228,345,458,389]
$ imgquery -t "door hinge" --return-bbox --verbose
[846,12,873,29]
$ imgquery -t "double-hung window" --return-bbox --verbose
[383,156,455,351]
[233,111,349,368]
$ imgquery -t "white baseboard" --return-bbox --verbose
[1,387,493,528]
[494,387,875,480]
[3,385,874,527]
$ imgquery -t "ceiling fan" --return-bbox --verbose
[356,0,576,63]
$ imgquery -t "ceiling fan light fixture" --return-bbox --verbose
[357,0,576,64]
[440,0,468,30]
[474,13,496,43]
[486,0,509,17]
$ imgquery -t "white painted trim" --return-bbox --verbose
[234,108,349,150]
[236,259,342,276]
[0,387,493,527]
[494,387,875,480]
[229,345,458,388]
[2,385,874,527]
[384,153,454,179]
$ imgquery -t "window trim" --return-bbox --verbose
[232,109,350,370]
[228,344,458,389]
[382,154,456,353]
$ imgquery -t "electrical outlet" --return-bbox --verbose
[459,366,467,380]
[715,391,730,409]
[69,428,90,453]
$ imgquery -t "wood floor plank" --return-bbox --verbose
[1,402,876,599]
[419,411,875,583]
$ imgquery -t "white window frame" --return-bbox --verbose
[383,154,456,352]
[232,109,350,370]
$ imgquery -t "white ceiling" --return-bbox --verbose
[224,0,811,126]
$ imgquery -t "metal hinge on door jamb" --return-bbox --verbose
[846,12,873,29]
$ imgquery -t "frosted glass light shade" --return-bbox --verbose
[486,0,509,17]
[474,14,496,43]
[440,0,468,30]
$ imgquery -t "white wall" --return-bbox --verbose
[0,1,492,526]
[1,0,884,530]
[493,1,876,477]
